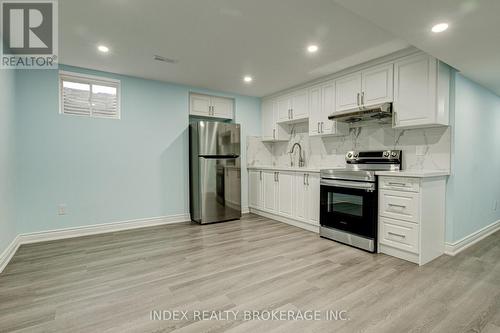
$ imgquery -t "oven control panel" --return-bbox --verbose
[346,150,402,164]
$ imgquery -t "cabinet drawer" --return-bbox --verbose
[379,177,420,192]
[380,217,419,254]
[379,190,420,223]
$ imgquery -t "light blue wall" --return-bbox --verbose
[15,65,260,234]
[446,73,500,242]
[0,68,17,253]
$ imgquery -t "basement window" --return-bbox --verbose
[59,71,121,119]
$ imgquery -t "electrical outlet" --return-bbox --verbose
[58,204,67,215]
[415,146,426,156]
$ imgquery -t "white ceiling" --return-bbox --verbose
[59,0,409,97]
[334,0,500,96]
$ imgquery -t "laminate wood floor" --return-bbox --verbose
[1,214,499,333]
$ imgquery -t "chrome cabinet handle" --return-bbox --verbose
[273,129,276,139]
[317,122,320,133]
[306,174,309,186]
[388,203,407,209]
[357,93,360,106]
[259,171,262,181]
[321,122,324,133]
[388,182,407,187]
[361,92,365,105]
[388,232,406,238]
[276,172,279,182]
[290,108,293,119]
[303,174,307,185]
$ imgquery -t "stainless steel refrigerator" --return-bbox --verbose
[189,121,241,224]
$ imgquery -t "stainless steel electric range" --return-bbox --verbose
[319,150,402,252]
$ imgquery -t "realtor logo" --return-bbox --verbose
[1,0,58,68]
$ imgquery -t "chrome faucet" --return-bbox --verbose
[289,143,305,167]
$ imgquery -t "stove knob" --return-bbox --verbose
[391,151,397,157]
[354,153,359,158]
[383,151,389,158]
[347,152,353,158]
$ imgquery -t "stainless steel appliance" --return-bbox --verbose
[320,150,402,252]
[328,102,392,124]
[189,121,241,224]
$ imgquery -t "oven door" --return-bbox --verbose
[320,179,377,239]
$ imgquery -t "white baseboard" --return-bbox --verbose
[445,219,500,256]
[249,208,319,233]
[0,235,21,274]
[242,206,250,214]
[0,213,190,274]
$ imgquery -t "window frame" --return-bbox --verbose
[59,70,121,120]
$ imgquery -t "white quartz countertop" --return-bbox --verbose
[375,170,450,178]
[247,165,321,173]
[247,166,449,178]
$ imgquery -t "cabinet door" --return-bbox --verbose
[277,96,291,122]
[261,99,275,140]
[320,82,335,133]
[190,94,211,116]
[262,171,277,213]
[362,64,393,107]
[308,85,321,136]
[248,170,262,209]
[277,172,294,218]
[211,96,233,119]
[335,73,362,112]
[393,54,437,128]
[294,173,308,222]
[306,173,320,225]
[290,89,309,120]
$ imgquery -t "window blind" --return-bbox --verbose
[60,72,120,119]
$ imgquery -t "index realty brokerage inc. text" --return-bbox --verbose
[150,310,350,321]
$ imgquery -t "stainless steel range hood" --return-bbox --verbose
[328,102,392,124]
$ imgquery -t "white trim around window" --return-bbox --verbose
[59,70,121,119]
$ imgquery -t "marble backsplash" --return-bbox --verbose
[247,123,451,171]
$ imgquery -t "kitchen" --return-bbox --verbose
[246,49,450,265]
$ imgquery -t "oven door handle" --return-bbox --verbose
[320,179,375,191]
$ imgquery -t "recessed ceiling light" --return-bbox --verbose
[307,44,319,53]
[431,23,449,33]
[97,45,109,53]
[243,76,253,83]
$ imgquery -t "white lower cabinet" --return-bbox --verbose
[262,170,278,213]
[248,170,263,209]
[277,172,294,218]
[248,168,320,231]
[378,176,447,266]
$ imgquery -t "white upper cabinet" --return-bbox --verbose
[393,54,450,128]
[261,99,289,142]
[189,93,234,119]
[361,64,394,106]
[309,81,348,137]
[190,94,211,116]
[290,89,309,120]
[335,73,362,112]
[335,64,393,113]
[211,96,233,119]
[276,89,309,123]
[261,99,274,141]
